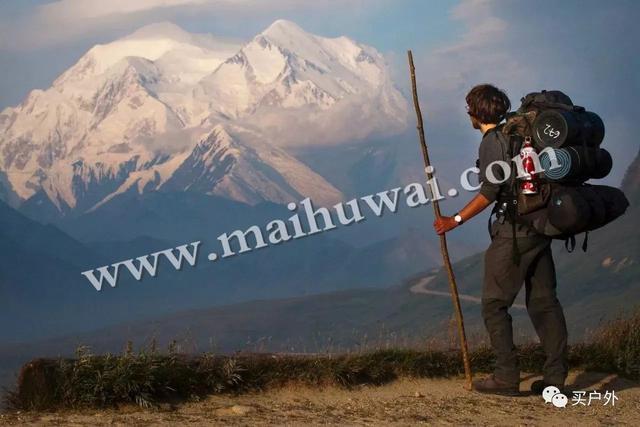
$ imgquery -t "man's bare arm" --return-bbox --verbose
[459,193,492,222]
[433,193,492,235]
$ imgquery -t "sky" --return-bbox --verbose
[0,0,459,109]
[0,0,638,186]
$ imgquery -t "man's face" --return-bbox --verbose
[469,114,481,130]
[466,104,481,130]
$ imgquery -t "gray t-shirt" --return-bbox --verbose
[478,129,509,203]
[478,128,535,238]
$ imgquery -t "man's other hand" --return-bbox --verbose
[433,216,457,235]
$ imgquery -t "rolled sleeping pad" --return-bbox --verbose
[540,148,572,181]
[583,111,606,146]
[592,148,613,179]
[548,185,629,234]
[532,109,605,149]
[540,147,613,182]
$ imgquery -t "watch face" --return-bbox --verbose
[455,215,462,223]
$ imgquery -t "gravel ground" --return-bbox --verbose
[2,370,638,426]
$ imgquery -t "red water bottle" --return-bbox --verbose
[520,137,538,194]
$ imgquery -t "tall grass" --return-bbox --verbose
[4,308,639,411]
[578,309,640,379]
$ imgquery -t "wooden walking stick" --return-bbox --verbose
[407,50,473,391]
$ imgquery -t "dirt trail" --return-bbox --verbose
[409,275,527,310]
[2,371,638,426]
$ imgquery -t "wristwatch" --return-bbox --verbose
[454,213,464,225]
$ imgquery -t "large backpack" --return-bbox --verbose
[496,90,629,255]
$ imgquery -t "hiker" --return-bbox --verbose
[433,84,568,396]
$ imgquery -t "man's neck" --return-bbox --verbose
[480,123,497,135]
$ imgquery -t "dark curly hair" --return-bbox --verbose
[465,84,511,124]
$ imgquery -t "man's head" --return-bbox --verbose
[465,84,511,130]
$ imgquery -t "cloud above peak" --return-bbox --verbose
[0,0,383,51]
[1,0,239,49]
[39,0,215,20]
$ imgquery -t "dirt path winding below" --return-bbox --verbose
[409,275,527,310]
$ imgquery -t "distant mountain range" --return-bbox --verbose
[0,20,407,216]
[1,193,478,346]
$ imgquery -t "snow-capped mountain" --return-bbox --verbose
[194,20,407,134]
[95,124,343,208]
[0,20,407,214]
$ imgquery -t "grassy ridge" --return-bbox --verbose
[4,308,638,411]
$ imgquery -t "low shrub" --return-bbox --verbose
[5,308,638,411]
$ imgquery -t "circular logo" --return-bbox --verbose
[542,385,561,403]
[552,393,568,408]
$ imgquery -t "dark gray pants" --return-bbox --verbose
[482,232,568,385]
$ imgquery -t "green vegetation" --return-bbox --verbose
[5,308,638,411]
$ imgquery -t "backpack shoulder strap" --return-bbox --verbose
[490,128,523,265]
[493,130,522,187]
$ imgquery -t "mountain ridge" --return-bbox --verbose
[0,20,406,215]
[621,148,640,204]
